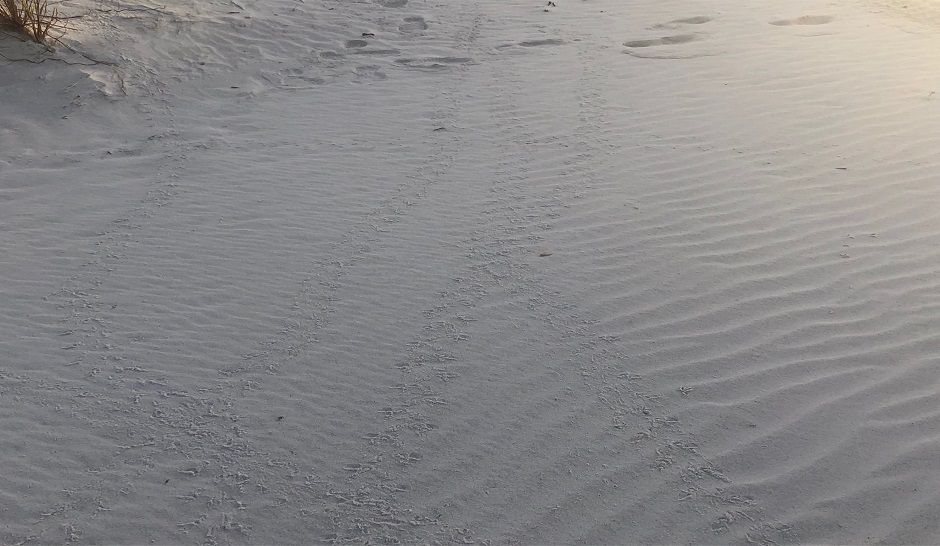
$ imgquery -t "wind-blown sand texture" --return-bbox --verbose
[3,0,940,543]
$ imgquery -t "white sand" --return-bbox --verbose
[3,0,940,543]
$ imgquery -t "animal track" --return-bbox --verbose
[769,15,833,26]
[624,34,698,48]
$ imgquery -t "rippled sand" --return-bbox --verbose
[3,0,940,543]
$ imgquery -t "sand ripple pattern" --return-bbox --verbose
[4,0,940,543]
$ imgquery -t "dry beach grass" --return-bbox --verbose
[0,0,66,43]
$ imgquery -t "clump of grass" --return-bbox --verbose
[0,0,67,44]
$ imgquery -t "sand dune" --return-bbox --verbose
[4,0,940,543]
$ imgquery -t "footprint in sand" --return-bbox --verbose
[395,57,473,70]
[399,15,428,32]
[769,15,833,26]
[495,38,565,50]
[622,18,722,59]
[625,15,710,50]
[354,65,387,81]
[351,48,401,56]
[652,15,712,29]
[518,38,565,47]
[623,34,699,48]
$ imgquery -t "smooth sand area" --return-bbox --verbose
[3,0,940,543]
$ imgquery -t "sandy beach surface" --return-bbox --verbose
[4,0,940,543]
